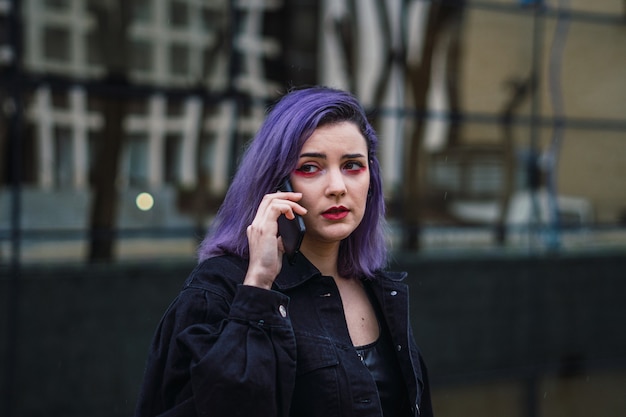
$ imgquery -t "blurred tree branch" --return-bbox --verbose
[87,0,131,262]
[403,0,466,250]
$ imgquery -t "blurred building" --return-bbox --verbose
[15,0,277,191]
[0,0,319,242]
[1,0,625,260]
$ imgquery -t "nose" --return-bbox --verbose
[326,169,347,197]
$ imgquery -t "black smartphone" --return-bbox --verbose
[277,178,306,264]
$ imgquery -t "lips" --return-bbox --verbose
[322,206,349,220]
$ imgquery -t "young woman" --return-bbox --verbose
[135,87,433,417]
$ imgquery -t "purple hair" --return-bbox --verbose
[198,86,388,278]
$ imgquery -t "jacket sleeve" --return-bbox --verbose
[135,281,297,417]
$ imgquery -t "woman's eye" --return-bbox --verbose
[344,161,366,172]
[295,164,320,175]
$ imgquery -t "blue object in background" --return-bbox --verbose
[519,0,544,6]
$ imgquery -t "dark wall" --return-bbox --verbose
[402,254,626,381]
[0,262,185,417]
[1,253,625,417]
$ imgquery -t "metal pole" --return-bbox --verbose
[3,1,23,417]
[528,2,545,253]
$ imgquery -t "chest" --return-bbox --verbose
[282,276,415,416]
[283,275,409,353]
[334,277,379,346]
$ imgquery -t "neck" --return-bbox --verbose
[300,240,342,278]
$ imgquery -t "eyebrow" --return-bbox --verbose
[299,152,366,159]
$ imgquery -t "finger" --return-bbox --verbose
[274,190,304,203]
[259,194,307,220]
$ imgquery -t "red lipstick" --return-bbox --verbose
[322,206,349,220]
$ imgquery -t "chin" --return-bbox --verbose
[321,227,357,243]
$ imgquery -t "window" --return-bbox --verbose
[170,1,189,27]
[198,133,216,184]
[130,0,152,23]
[54,127,73,188]
[43,27,70,61]
[130,39,153,72]
[170,44,190,76]
[86,32,103,66]
[164,134,182,184]
[126,134,149,187]
[44,0,69,10]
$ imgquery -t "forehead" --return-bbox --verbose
[300,122,368,155]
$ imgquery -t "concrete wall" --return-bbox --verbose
[1,253,625,417]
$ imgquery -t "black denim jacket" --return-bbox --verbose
[135,255,433,417]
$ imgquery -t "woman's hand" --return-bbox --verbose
[243,191,307,290]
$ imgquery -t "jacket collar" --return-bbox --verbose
[273,253,407,290]
[273,254,322,290]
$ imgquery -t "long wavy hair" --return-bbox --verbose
[197,86,388,278]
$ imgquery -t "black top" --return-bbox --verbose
[356,285,412,417]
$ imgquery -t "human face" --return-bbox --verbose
[290,122,370,250]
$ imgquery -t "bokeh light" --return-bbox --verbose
[135,192,154,211]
